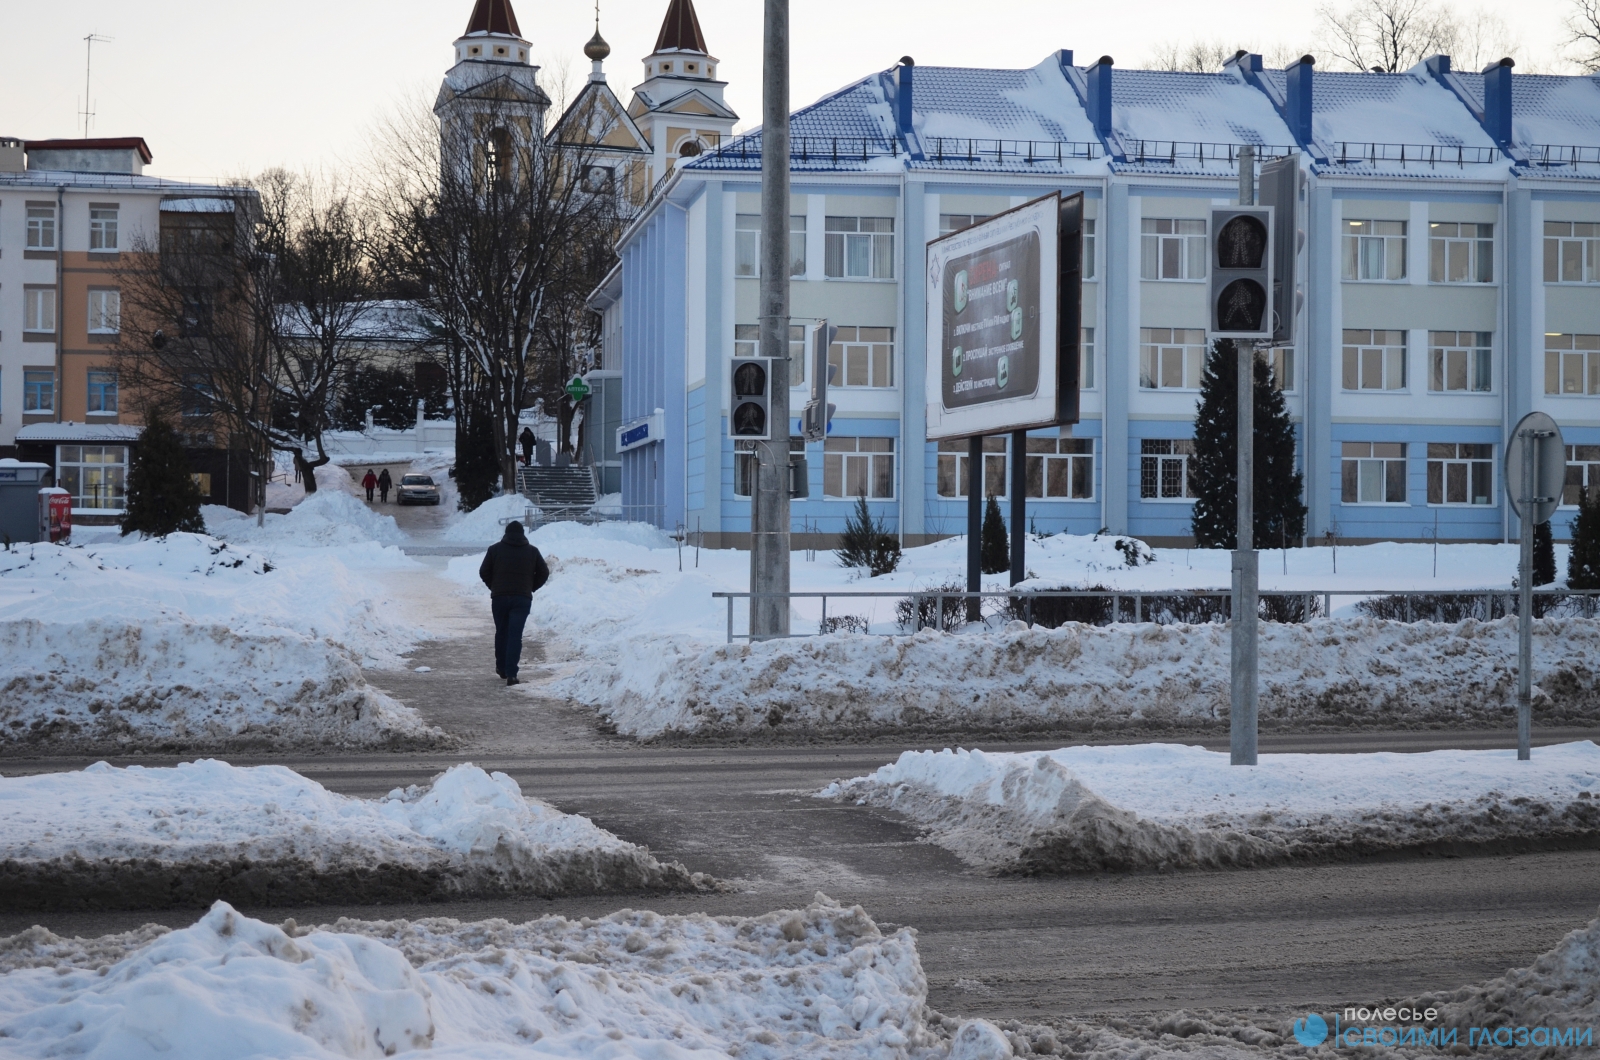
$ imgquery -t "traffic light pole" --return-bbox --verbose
[1231,146,1259,766]
[1517,429,1536,761]
[751,0,791,640]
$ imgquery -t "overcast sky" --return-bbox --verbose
[0,0,1580,182]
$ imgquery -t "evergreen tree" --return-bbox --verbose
[1189,340,1307,549]
[837,496,900,576]
[1533,519,1556,586]
[454,402,501,512]
[981,494,1009,574]
[1568,488,1600,589]
[121,413,205,537]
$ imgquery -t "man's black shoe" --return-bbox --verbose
[506,677,521,686]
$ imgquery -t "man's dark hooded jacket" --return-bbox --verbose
[479,522,549,597]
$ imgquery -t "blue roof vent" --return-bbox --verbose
[1482,56,1515,148]
[1285,55,1315,148]
[1086,56,1113,140]
[894,56,915,137]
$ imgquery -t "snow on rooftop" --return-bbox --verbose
[1109,68,1297,159]
[1508,74,1600,151]
[13,422,141,443]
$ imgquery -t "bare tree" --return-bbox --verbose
[1570,0,1600,69]
[1445,9,1522,71]
[1317,0,1454,70]
[1146,40,1243,72]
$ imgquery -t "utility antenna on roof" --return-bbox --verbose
[79,32,112,138]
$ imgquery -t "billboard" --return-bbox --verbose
[925,192,1081,440]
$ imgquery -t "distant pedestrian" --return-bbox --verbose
[361,469,377,502]
[377,468,393,503]
[519,426,535,466]
[479,520,550,686]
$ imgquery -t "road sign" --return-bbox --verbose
[565,375,592,402]
[1505,411,1565,525]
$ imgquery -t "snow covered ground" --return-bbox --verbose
[823,741,1600,873]
[1,896,1596,1059]
[0,760,709,909]
[449,524,1600,738]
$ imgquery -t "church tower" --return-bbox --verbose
[436,0,550,186]
[628,0,738,183]
[547,6,653,207]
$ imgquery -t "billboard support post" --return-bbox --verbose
[1010,429,1027,586]
[1505,410,1564,761]
[1231,145,1260,767]
[967,436,982,621]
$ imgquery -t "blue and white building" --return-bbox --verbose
[593,21,1600,546]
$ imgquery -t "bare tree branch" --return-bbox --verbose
[1569,0,1600,70]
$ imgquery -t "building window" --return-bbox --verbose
[1083,218,1096,280]
[1545,222,1600,284]
[1341,329,1407,391]
[939,213,991,234]
[824,436,895,498]
[1544,333,1600,396]
[182,372,215,417]
[57,444,128,511]
[734,214,805,277]
[1139,439,1196,500]
[824,216,894,279]
[1080,327,1095,390]
[1140,218,1206,280]
[1341,442,1407,504]
[26,206,56,250]
[23,370,54,412]
[1342,220,1406,281]
[828,327,894,388]
[936,436,1007,498]
[23,288,55,333]
[733,324,805,386]
[1026,437,1094,499]
[733,437,804,497]
[1426,443,1493,505]
[1139,328,1207,390]
[89,206,119,251]
[1428,331,1492,392]
[87,289,120,335]
[1563,445,1600,507]
[86,370,118,414]
[1267,347,1295,392]
[1429,222,1493,283]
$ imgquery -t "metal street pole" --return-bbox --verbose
[967,436,982,622]
[1231,146,1259,766]
[1010,429,1027,586]
[1517,430,1535,761]
[751,0,791,640]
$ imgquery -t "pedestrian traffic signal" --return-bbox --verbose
[729,357,771,439]
[1209,206,1274,339]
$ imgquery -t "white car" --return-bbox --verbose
[396,473,441,506]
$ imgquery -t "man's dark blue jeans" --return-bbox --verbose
[492,595,533,680]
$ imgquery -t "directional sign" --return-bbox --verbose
[1505,411,1565,525]
[565,375,592,402]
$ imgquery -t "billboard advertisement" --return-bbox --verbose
[924,192,1081,440]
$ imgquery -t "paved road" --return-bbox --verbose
[7,520,1598,1028]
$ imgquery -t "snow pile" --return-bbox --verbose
[0,761,709,909]
[0,894,949,1059]
[443,493,537,544]
[206,487,405,548]
[824,741,1600,874]
[0,534,435,753]
[1413,910,1600,1035]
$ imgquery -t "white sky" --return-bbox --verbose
[0,0,1580,182]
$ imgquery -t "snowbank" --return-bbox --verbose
[824,741,1600,874]
[442,493,537,544]
[0,895,946,1059]
[206,487,405,548]
[0,761,709,909]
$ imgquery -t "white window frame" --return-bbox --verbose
[1083,218,1096,281]
[1425,442,1493,506]
[1341,330,1408,392]
[824,216,894,280]
[827,327,895,389]
[87,288,120,335]
[734,324,805,386]
[1341,220,1407,281]
[1140,218,1206,281]
[939,213,991,235]
[89,206,119,251]
[26,206,56,250]
[1545,222,1600,284]
[1340,442,1408,505]
[56,444,128,513]
[1080,327,1096,390]
[23,288,56,333]
[936,436,1008,499]
[1544,334,1600,396]
[1429,222,1493,284]
[734,213,805,278]
[1427,331,1492,393]
[732,437,804,497]
[1139,439,1196,501]
[823,436,896,499]
[1562,445,1600,508]
[1139,328,1207,391]
[1024,437,1095,500]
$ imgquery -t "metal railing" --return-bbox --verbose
[1330,142,1499,167]
[1120,141,1297,165]
[1523,144,1600,168]
[925,137,1103,165]
[709,587,1600,643]
[692,135,902,169]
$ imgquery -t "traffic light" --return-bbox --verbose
[802,321,837,443]
[1259,156,1304,345]
[1209,206,1274,340]
[729,357,771,439]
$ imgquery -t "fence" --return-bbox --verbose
[709,587,1600,643]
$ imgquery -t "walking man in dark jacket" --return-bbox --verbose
[478,520,549,685]
[519,426,535,466]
